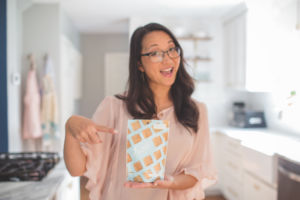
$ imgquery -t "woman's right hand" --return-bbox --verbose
[66,115,117,144]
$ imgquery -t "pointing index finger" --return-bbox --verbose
[95,125,118,134]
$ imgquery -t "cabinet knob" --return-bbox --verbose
[227,186,238,198]
[253,183,260,191]
[227,161,238,170]
[68,182,73,189]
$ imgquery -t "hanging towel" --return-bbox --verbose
[22,68,43,139]
[41,55,59,148]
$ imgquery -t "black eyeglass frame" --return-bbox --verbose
[140,46,181,59]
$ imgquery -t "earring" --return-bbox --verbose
[141,72,145,82]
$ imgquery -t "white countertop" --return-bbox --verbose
[211,127,300,163]
[0,160,69,200]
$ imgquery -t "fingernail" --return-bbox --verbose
[113,129,118,134]
[154,182,158,186]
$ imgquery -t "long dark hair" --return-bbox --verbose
[116,23,199,133]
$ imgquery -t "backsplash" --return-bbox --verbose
[247,91,300,137]
[192,86,249,127]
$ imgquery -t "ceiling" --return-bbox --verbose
[34,0,246,33]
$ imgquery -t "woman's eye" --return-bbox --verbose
[150,51,160,57]
[169,47,176,52]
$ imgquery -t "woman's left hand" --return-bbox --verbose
[124,176,174,189]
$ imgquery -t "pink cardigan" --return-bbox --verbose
[80,96,217,200]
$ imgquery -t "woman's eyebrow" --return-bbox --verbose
[145,40,174,50]
[144,44,158,51]
[148,44,158,48]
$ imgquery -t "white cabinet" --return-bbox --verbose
[242,145,276,186]
[213,131,278,200]
[214,132,244,200]
[224,1,300,92]
[243,172,277,200]
[245,1,300,92]
[242,145,277,200]
[54,173,80,200]
[223,12,246,89]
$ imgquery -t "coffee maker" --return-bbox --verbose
[229,101,267,128]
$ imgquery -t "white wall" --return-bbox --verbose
[61,10,81,51]
[80,34,129,117]
[7,0,24,152]
[246,92,300,137]
[22,3,60,89]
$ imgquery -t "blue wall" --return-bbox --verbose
[0,0,8,152]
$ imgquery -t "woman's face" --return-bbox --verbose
[139,31,180,89]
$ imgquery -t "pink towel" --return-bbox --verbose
[22,69,42,139]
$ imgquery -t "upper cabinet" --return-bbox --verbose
[223,11,246,89]
[224,0,300,92]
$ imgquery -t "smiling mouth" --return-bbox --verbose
[160,67,174,77]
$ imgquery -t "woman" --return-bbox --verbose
[64,23,216,200]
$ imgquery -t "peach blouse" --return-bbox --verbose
[80,96,217,200]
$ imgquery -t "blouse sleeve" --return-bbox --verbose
[80,96,117,200]
[169,102,217,200]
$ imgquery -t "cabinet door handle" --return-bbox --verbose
[228,142,237,148]
[227,161,238,170]
[253,183,260,191]
[68,182,73,189]
[227,186,238,198]
[278,166,300,183]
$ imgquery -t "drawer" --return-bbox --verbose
[223,152,243,182]
[242,145,276,185]
[224,136,242,158]
[224,160,243,182]
[223,174,243,200]
[243,172,277,200]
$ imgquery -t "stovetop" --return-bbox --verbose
[0,152,60,181]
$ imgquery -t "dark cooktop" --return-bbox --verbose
[0,152,60,181]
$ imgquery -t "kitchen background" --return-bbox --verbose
[1,0,300,200]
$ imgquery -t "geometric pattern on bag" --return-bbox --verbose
[126,119,169,182]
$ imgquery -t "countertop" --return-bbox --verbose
[0,160,69,200]
[211,127,300,163]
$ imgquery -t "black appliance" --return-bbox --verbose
[230,101,267,128]
[0,152,60,181]
[277,155,300,200]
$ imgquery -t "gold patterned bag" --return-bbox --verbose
[126,120,169,182]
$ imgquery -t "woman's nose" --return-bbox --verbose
[162,52,173,64]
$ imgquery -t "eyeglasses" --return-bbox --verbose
[140,46,181,63]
